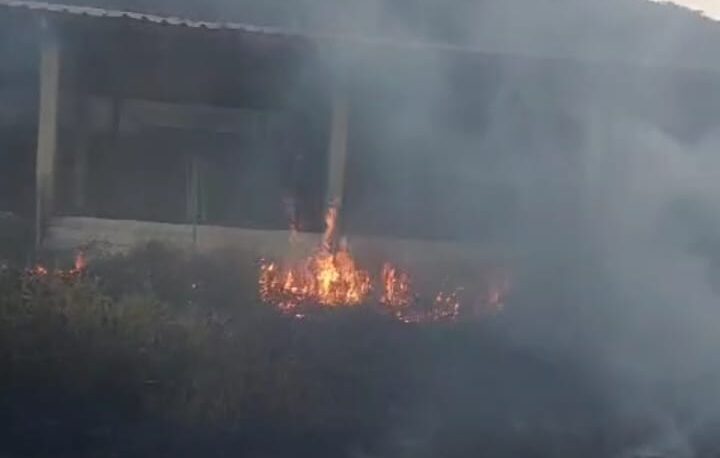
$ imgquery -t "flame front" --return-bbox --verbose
[380,262,413,311]
[380,262,462,323]
[73,251,87,274]
[27,250,87,282]
[259,205,508,322]
[259,205,371,312]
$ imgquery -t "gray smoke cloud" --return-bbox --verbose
[2,0,720,455]
[304,1,720,456]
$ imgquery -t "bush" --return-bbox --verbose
[1,243,642,457]
[0,245,415,456]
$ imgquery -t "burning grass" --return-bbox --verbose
[0,243,697,457]
[0,246,423,455]
[259,204,510,322]
[259,207,372,311]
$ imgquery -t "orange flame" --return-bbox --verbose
[380,262,462,324]
[259,204,371,312]
[31,265,49,276]
[259,205,509,322]
[380,262,413,311]
[73,251,87,274]
[26,250,87,282]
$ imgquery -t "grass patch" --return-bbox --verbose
[0,243,648,457]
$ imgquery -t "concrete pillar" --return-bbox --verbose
[325,89,350,208]
[186,153,200,245]
[72,95,89,212]
[35,30,61,248]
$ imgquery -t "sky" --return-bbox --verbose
[662,0,720,19]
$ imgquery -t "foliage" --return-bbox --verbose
[0,243,668,457]
[0,245,414,456]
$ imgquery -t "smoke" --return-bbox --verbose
[577,112,720,456]
[304,1,720,456]
[3,0,720,455]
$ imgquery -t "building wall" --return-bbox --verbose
[0,15,38,219]
[47,216,515,282]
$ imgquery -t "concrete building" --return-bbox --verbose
[0,0,718,275]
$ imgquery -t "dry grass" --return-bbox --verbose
[0,243,674,457]
[0,244,414,456]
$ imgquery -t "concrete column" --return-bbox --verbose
[325,89,350,208]
[72,95,89,212]
[186,153,200,245]
[35,31,61,248]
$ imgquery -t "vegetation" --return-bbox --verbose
[0,243,698,457]
[0,244,421,457]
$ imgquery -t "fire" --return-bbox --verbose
[30,265,49,277]
[431,289,462,320]
[259,204,509,323]
[259,204,371,312]
[380,262,413,310]
[380,262,462,323]
[73,251,87,273]
[26,250,88,281]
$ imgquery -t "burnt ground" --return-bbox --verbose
[0,244,719,458]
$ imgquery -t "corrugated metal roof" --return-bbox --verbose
[0,0,458,49]
[1,0,719,72]
[0,0,521,57]
[0,0,305,36]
